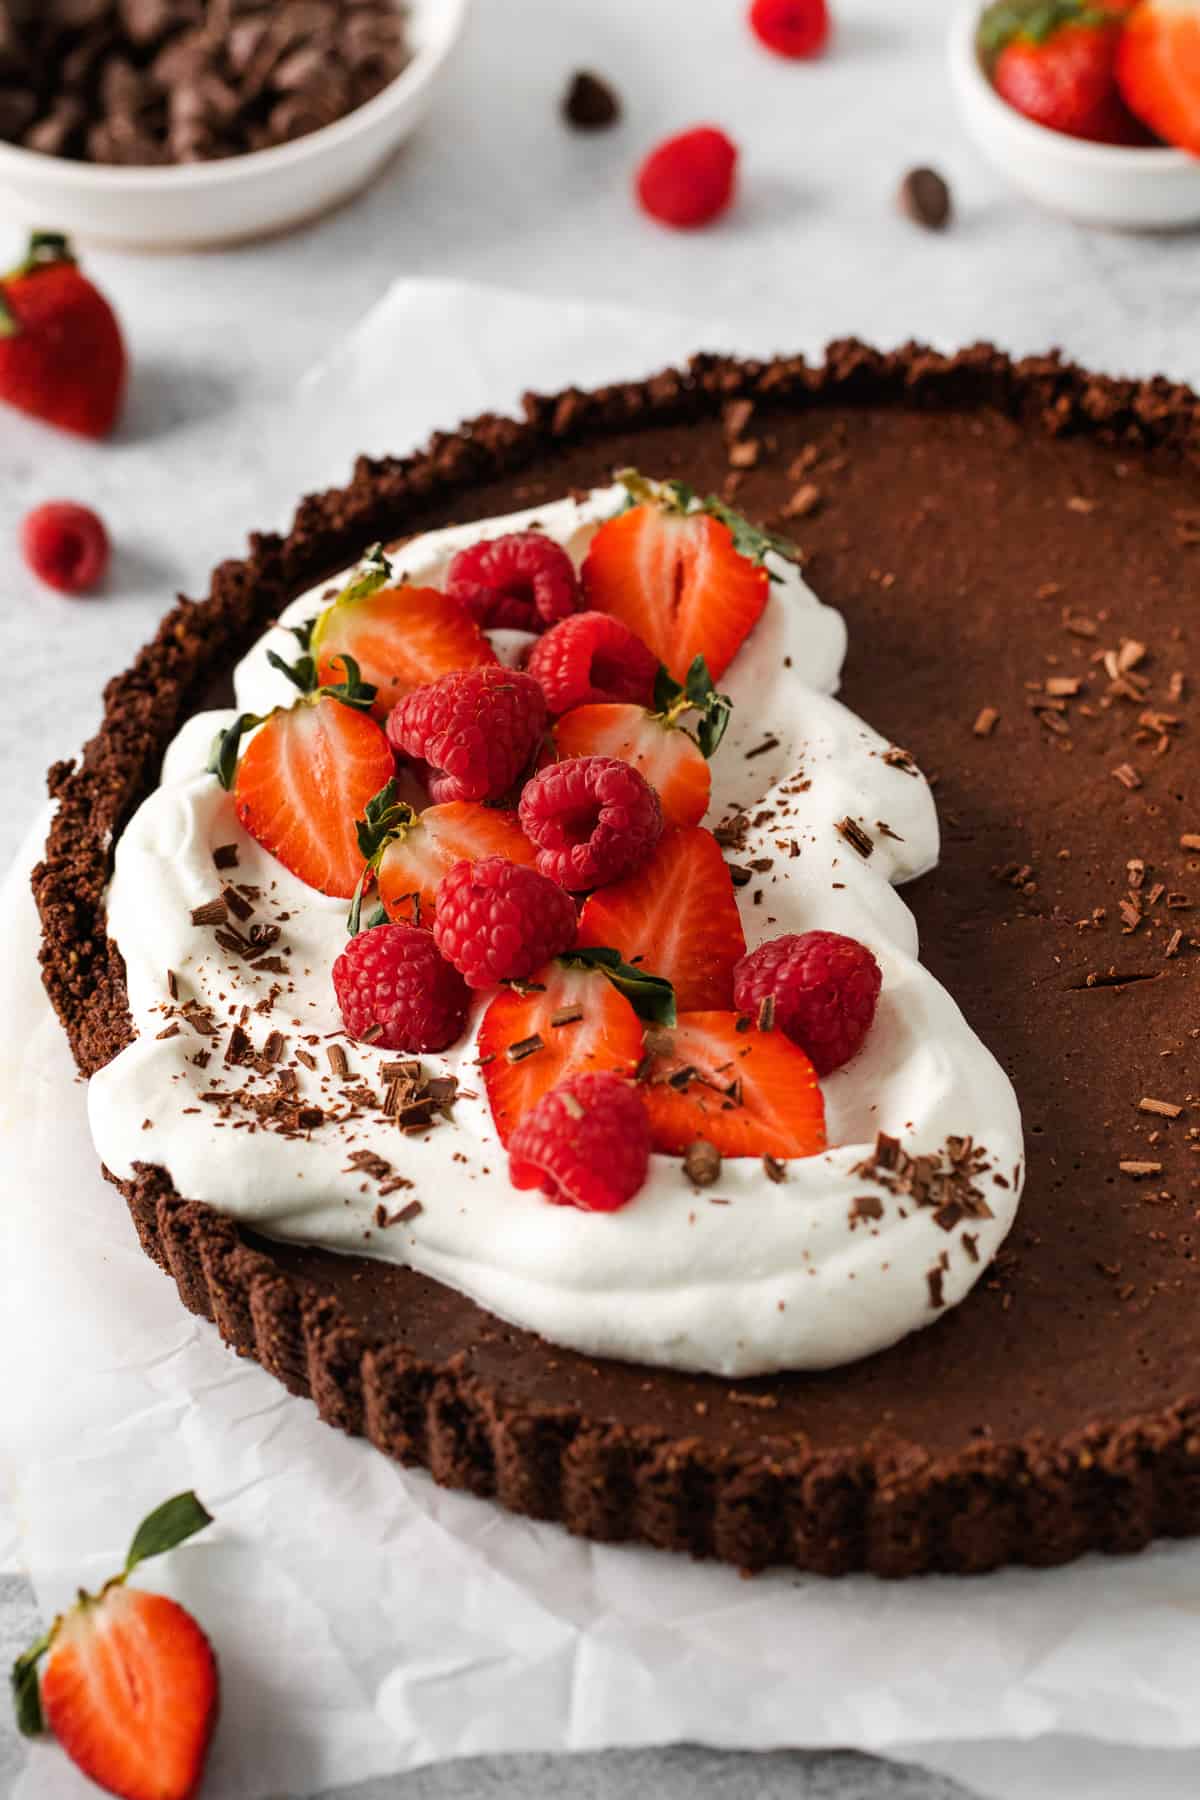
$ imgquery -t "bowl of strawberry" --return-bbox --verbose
[951,0,1200,230]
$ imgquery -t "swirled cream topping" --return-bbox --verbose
[88,485,1024,1377]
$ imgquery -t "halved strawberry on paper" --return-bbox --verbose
[553,655,732,828]
[577,824,746,1011]
[1117,0,1200,153]
[209,649,395,899]
[310,545,497,721]
[639,1011,827,1159]
[478,951,671,1145]
[351,779,537,930]
[582,472,796,683]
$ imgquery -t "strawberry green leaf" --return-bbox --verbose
[349,780,420,933]
[290,616,316,653]
[977,0,1109,55]
[333,543,393,609]
[208,711,268,791]
[125,1490,214,1576]
[10,1631,52,1737]
[0,294,18,340]
[652,664,684,715]
[652,655,732,758]
[700,494,801,577]
[565,946,677,1027]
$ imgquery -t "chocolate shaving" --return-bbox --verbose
[1119,1160,1163,1177]
[1139,1097,1183,1119]
[835,817,874,858]
[1112,763,1143,791]
[221,883,254,922]
[973,706,999,738]
[550,1004,584,1028]
[190,897,228,926]
[684,1139,721,1187]
[762,1155,787,1184]
[326,1043,350,1079]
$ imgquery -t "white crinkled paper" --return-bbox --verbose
[5,282,1200,1800]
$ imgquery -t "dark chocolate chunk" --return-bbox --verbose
[562,69,619,131]
[898,166,952,231]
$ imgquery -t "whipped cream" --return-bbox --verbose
[89,486,1024,1378]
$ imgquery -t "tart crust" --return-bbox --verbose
[34,341,1200,1577]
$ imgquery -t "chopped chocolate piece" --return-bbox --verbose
[550,1004,584,1027]
[850,1193,884,1226]
[745,735,781,760]
[190,897,228,927]
[562,69,619,130]
[1112,763,1143,791]
[757,993,776,1031]
[684,1139,721,1187]
[262,1030,285,1064]
[835,816,874,858]
[728,438,760,470]
[560,1090,586,1121]
[213,843,239,870]
[326,1042,350,1079]
[221,883,254,922]
[1166,929,1184,958]
[346,1149,392,1181]
[727,863,753,887]
[166,968,180,1000]
[722,398,755,443]
[1045,676,1082,697]
[882,746,918,776]
[1119,1160,1163,1177]
[972,706,1000,739]
[295,1048,318,1070]
[155,1022,181,1040]
[394,1199,424,1225]
[898,165,952,231]
[180,1000,218,1037]
[1181,834,1200,853]
[223,1024,251,1067]
[927,1265,946,1308]
[506,1033,545,1063]
[762,1155,787,1184]
[1138,1097,1183,1119]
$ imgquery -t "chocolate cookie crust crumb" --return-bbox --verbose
[35,339,1200,1578]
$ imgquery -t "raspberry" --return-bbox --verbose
[509,1071,651,1211]
[387,666,547,804]
[526,611,660,716]
[21,501,109,594]
[733,930,882,1076]
[332,922,470,1052]
[433,855,577,989]
[636,126,738,229]
[445,531,581,633]
[518,755,662,891]
[748,0,830,59]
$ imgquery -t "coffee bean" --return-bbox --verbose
[898,166,953,232]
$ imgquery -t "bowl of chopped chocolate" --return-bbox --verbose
[0,0,469,250]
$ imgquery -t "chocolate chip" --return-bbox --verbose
[562,69,619,130]
[898,166,952,231]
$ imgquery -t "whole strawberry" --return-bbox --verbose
[0,232,127,438]
[980,0,1151,144]
[11,1492,218,1800]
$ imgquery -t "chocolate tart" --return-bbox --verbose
[34,342,1200,1578]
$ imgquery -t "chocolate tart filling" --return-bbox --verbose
[34,342,1200,1577]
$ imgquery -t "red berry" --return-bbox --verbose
[636,126,738,229]
[333,922,470,1052]
[526,610,660,716]
[433,855,577,989]
[518,755,663,891]
[387,666,547,804]
[21,500,109,594]
[509,1070,651,1212]
[749,0,830,59]
[446,531,582,633]
[733,930,881,1076]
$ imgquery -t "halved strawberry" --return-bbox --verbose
[582,472,794,682]
[553,654,731,828]
[13,1492,217,1800]
[577,825,746,1011]
[310,545,496,720]
[639,1011,827,1159]
[478,956,658,1145]
[1117,0,1200,152]
[209,652,395,899]
[352,780,537,929]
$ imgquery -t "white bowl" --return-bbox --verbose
[0,0,470,251]
[949,0,1200,231]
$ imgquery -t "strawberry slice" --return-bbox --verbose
[13,1492,217,1800]
[478,955,660,1145]
[582,472,795,682]
[553,654,731,828]
[352,780,537,928]
[210,651,395,899]
[1117,0,1200,153]
[640,1011,827,1159]
[577,825,746,1011]
[311,545,496,721]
